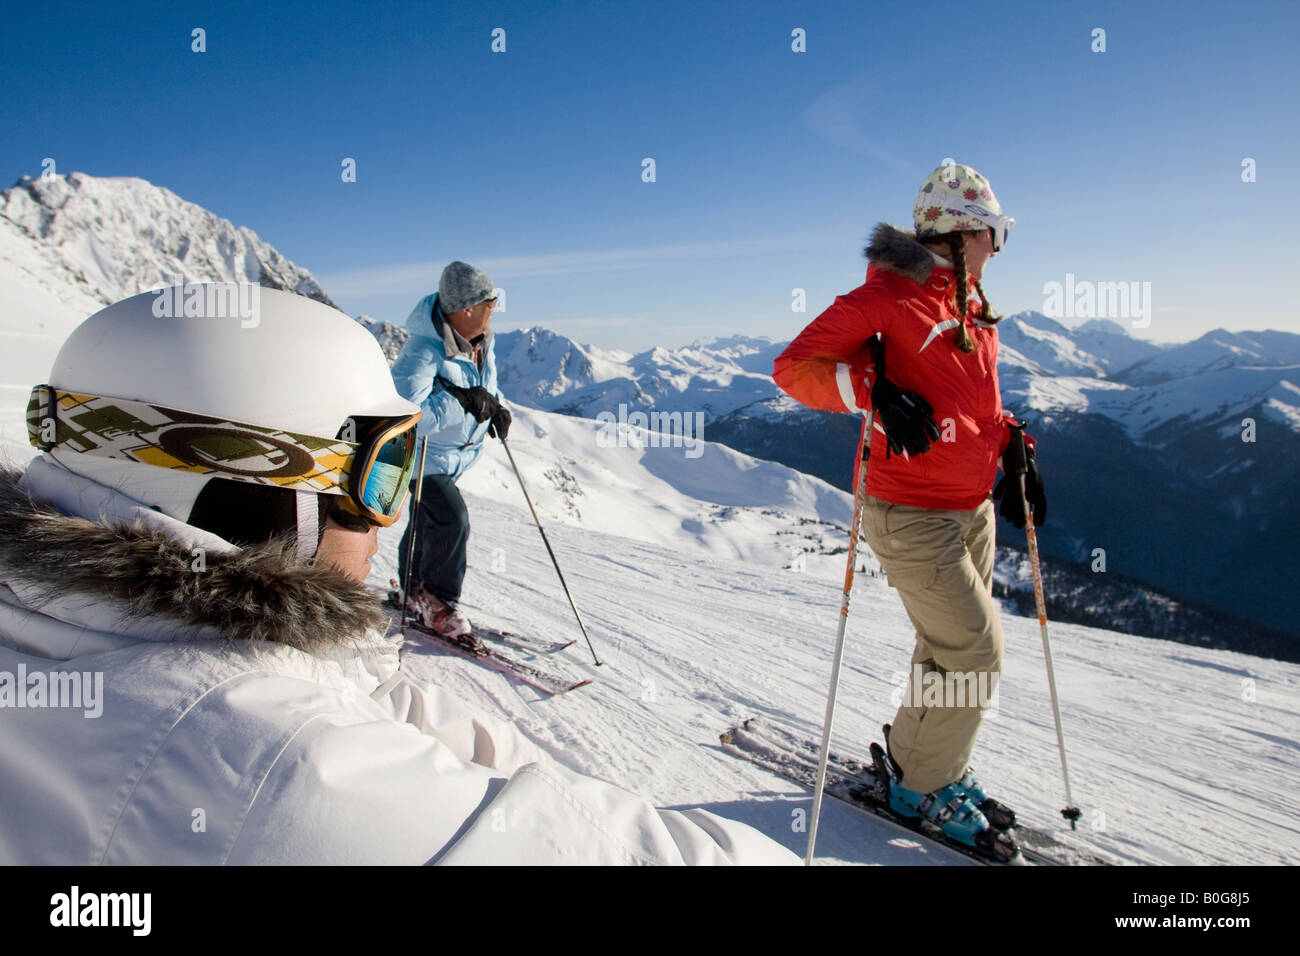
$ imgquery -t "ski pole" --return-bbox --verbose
[805,411,874,865]
[500,436,602,666]
[399,437,430,631]
[1004,425,1081,829]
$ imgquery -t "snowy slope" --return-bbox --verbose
[0,215,106,412]
[372,411,1299,867]
[456,406,856,569]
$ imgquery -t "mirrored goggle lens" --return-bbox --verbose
[359,426,417,518]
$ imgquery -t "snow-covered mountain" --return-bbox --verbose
[493,327,784,422]
[493,311,1300,455]
[0,172,334,392]
[356,314,409,363]
[1113,328,1300,387]
[997,312,1300,442]
[725,313,1300,647]
[1,172,332,309]
[487,313,1300,648]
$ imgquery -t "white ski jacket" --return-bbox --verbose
[0,456,795,866]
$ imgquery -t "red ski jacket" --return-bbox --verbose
[773,224,1016,511]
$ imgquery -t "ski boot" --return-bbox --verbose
[872,733,1019,863]
[411,589,478,649]
[883,724,1016,831]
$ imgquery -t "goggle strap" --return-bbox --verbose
[917,195,1013,233]
[26,386,358,495]
[295,490,319,563]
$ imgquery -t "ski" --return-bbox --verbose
[394,613,593,697]
[720,716,1109,867]
[474,625,577,658]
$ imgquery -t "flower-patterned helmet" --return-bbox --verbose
[913,162,1014,251]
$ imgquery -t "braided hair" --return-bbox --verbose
[941,232,1001,353]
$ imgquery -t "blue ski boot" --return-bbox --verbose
[882,723,1017,831]
[873,726,1019,863]
[888,780,992,843]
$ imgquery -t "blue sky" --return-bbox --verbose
[5,0,1298,351]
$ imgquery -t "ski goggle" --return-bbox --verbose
[920,195,1015,253]
[953,200,1014,252]
[333,414,421,526]
[27,385,421,527]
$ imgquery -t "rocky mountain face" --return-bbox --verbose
[1,172,332,309]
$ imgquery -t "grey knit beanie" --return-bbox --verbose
[438,261,496,313]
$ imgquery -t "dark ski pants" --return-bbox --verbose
[398,474,470,608]
[860,495,1004,795]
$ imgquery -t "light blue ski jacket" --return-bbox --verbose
[390,293,502,480]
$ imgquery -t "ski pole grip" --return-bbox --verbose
[1003,422,1029,477]
[867,334,885,380]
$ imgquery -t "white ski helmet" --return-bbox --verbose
[30,284,419,553]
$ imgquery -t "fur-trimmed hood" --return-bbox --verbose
[0,464,389,652]
[863,222,948,285]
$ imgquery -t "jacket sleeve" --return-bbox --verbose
[226,681,797,866]
[773,282,893,414]
[420,377,462,438]
[390,335,440,408]
[375,668,551,774]
[392,339,466,444]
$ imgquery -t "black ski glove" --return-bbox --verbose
[869,338,941,459]
[441,380,500,423]
[489,404,512,440]
[871,378,942,458]
[993,424,1047,528]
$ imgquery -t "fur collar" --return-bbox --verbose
[863,223,945,285]
[0,466,389,652]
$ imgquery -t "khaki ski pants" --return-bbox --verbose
[860,495,1003,794]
